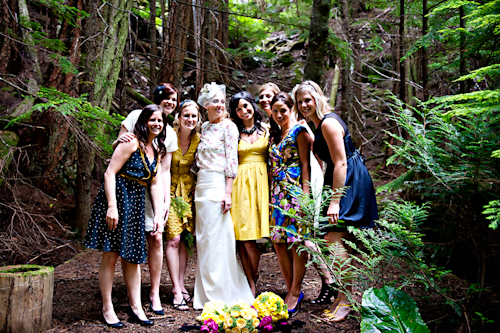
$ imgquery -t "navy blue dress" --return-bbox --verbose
[84,147,159,264]
[313,113,378,232]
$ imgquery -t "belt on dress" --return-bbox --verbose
[347,149,366,163]
[120,173,148,186]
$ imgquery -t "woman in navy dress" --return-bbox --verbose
[295,81,378,322]
[84,105,167,327]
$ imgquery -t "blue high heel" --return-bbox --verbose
[288,291,304,317]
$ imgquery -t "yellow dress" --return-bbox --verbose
[166,132,200,240]
[231,132,270,241]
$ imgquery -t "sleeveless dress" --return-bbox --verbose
[313,113,378,232]
[269,124,309,243]
[84,147,159,264]
[166,132,200,240]
[231,131,270,241]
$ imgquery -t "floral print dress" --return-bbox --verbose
[269,124,308,243]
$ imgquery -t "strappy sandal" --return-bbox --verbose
[172,297,189,311]
[311,282,337,304]
[323,303,351,323]
[182,291,192,304]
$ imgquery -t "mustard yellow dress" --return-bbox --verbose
[166,132,200,240]
[231,132,270,241]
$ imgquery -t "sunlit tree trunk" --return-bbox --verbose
[75,0,133,239]
[422,0,428,101]
[399,0,406,103]
[149,0,158,99]
[304,0,333,85]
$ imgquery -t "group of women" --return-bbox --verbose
[83,79,378,328]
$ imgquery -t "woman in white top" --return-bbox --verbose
[192,82,254,309]
[114,83,178,314]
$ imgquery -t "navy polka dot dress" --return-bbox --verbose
[84,147,159,264]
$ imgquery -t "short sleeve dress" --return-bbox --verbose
[269,124,309,243]
[231,130,270,241]
[84,147,159,264]
[166,132,201,240]
[313,113,378,232]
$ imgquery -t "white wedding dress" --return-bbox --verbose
[193,169,255,309]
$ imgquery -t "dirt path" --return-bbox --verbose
[48,248,361,332]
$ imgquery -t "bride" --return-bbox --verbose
[192,82,254,309]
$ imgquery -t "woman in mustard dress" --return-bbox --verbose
[165,100,201,310]
[229,91,269,297]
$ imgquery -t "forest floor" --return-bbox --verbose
[46,243,470,333]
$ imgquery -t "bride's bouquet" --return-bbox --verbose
[199,301,260,332]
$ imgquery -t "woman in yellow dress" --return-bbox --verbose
[165,100,201,310]
[229,91,270,296]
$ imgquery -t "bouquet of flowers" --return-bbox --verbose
[222,302,260,332]
[199,300,228,332]
[252,292,289,323]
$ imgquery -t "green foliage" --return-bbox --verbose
[171,196,191,221]
[35,0,89,26]
[483,200,500,230]
[48,54,78,75]
[361,286,430,333]
[8,87,122,157]
[273,183,451,313]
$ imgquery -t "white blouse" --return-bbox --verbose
[196,118,239,178]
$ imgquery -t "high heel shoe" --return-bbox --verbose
[149,300,165,315]
[127,307,154,326]
[311,282,337,304]
[287,291,304,317]
[102,314,125,329]
[323,303,351,323]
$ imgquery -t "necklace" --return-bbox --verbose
[241,124,257,135]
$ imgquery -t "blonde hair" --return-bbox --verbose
[259,82,280,96]
[292,80,332,120]
[173,100,202,133]
[197,82,229,120]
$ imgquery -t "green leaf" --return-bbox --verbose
[360,286,429,333]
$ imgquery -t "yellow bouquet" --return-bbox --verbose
[222,302,260,332]
[200,301,228,326]
[252,292,289,323]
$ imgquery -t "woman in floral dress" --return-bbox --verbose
[268,92,312,316]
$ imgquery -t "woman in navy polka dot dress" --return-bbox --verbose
[84,105,167,328]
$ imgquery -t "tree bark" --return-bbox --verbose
[399,0,406,103]
[158,0,191,87]
[76,0,133,239]
[422,0,428,101]
[459,6,466,93]
[304,0,334,85]
[0,0,20,75]
[149,0,158,99]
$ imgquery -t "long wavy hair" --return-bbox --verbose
[292,80,332,120]
[133,104,167,158]
[269,92,295,144]
[229,91,264,134]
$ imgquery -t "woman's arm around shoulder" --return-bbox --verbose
[150,160,164,235]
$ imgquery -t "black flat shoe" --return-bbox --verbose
[127,307,154,326]
[311,282,337,305]
[150,301,165,315]
[102,315,125,329]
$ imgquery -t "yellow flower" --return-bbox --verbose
[231,311,241,317]
[225,317,234,327]
[242,328,250,333]
[252,318,260,327]
[231,327,240,333]
[236,318,246,329]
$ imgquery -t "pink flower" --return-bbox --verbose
[259,316,273,327]
[262,324,274,332]
[201,319,218,332]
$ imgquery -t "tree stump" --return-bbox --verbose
[0,265,54,333]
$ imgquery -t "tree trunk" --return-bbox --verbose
[304,0,334,85]
[422,0,428,101]
[399,0,406,103]
[0,0,20,75]
[76,0,133,239]
[459,6,466,93]
[159,0,191,87]
[340,0,352,122]
[0,265,54,333]
[149,0,158,99]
